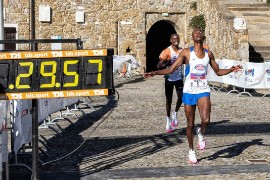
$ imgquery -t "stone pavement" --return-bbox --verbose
[10,75,270,180]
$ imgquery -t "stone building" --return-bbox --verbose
[3,0,248,73]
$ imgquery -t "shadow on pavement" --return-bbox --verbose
[114,75,145,88]
[78,133,182,176]
[206,121,270,135]
[199,138,270,162]
[175,120,270,136]
[9,104,270,179]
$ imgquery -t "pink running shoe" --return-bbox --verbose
[188,150,198,164]
[196,127,206,150]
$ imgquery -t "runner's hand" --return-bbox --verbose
[144,71,157,78]
[231,65,242,72]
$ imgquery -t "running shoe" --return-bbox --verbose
[188,149,198,164]
[196,127,206,150]
[171,111,178,127]
[166,117,173,133]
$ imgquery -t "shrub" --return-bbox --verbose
[190,2,197,10]
[189,14,206,31]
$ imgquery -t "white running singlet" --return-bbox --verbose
[183,46,210,94]
[166,46,183,81]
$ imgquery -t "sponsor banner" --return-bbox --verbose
[21,100,32,144]
[63,97,79,108]
[12,96,81,153]
[13,100,32,154]
[2,131,8,162]
[0,131,8,171]
[207,59,223,82]
[0,49,107,60]
[38,98,79,123]
[265,62,270,89]
[0,133,2,172]
[245,62,266,89]
[0,89,108,100]
[13,100,23,153]
[48,98,65,116]
[221,60,246,88]
[208,59,270,89]
[0,100,8,131]
[38,99,50,123]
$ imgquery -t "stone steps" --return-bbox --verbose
[249,41,270,46]
[254,46,270,61]
[228,7,269,11]
[226,2,267,8]
[250,51,270,58]
[249,45,270,62]
[218,0,270,62]
[249,58,270,62]
[253,46,270,51]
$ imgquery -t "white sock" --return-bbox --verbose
[166,117,171,124]
[173,111,177,118]
[197,128,204,141]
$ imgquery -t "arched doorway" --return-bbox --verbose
[146,20,176,72]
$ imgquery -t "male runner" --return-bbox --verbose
[144,28,242,164]
[157,33,183,132]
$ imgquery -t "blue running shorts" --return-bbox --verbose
[182,92,210,105]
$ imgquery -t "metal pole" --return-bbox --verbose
[117,21,120,55]
[31,100,39,180]
[0,1,4,180]
[30,0,39,180]
[30,0,36,51]
[0,0,4,50]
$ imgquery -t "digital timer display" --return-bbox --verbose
[0,49,114,100]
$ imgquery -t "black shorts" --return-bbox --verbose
[165,79,183,99]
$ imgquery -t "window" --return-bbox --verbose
[4,27,16,50]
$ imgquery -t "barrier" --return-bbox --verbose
[113,55,140,79]
[262,89,270,98]
[8,97,93,175]
[207,59,270,97]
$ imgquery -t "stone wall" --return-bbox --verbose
[3,0,248,73]
[200,0,249,61]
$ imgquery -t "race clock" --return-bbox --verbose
[0,49,114,100]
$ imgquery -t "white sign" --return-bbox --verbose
[233,18,247,30]
[76,11,85,23]
[39,5,51,22]
[51,36,62,50]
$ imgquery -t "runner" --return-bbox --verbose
[157,33,183,132]
[144,28,242,164]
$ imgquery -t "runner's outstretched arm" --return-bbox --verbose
[144,49,187,78]
[208,51,242,76]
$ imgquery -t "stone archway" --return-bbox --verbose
[146,20,176,72]
[144,12,186,72]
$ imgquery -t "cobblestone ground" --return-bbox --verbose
[10,75,270,179]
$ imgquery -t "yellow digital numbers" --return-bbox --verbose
[15,62,33,89]
[12,57,105,92]
[63,60,79,87]
[88,59,102,84]
[40,61,57,88]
